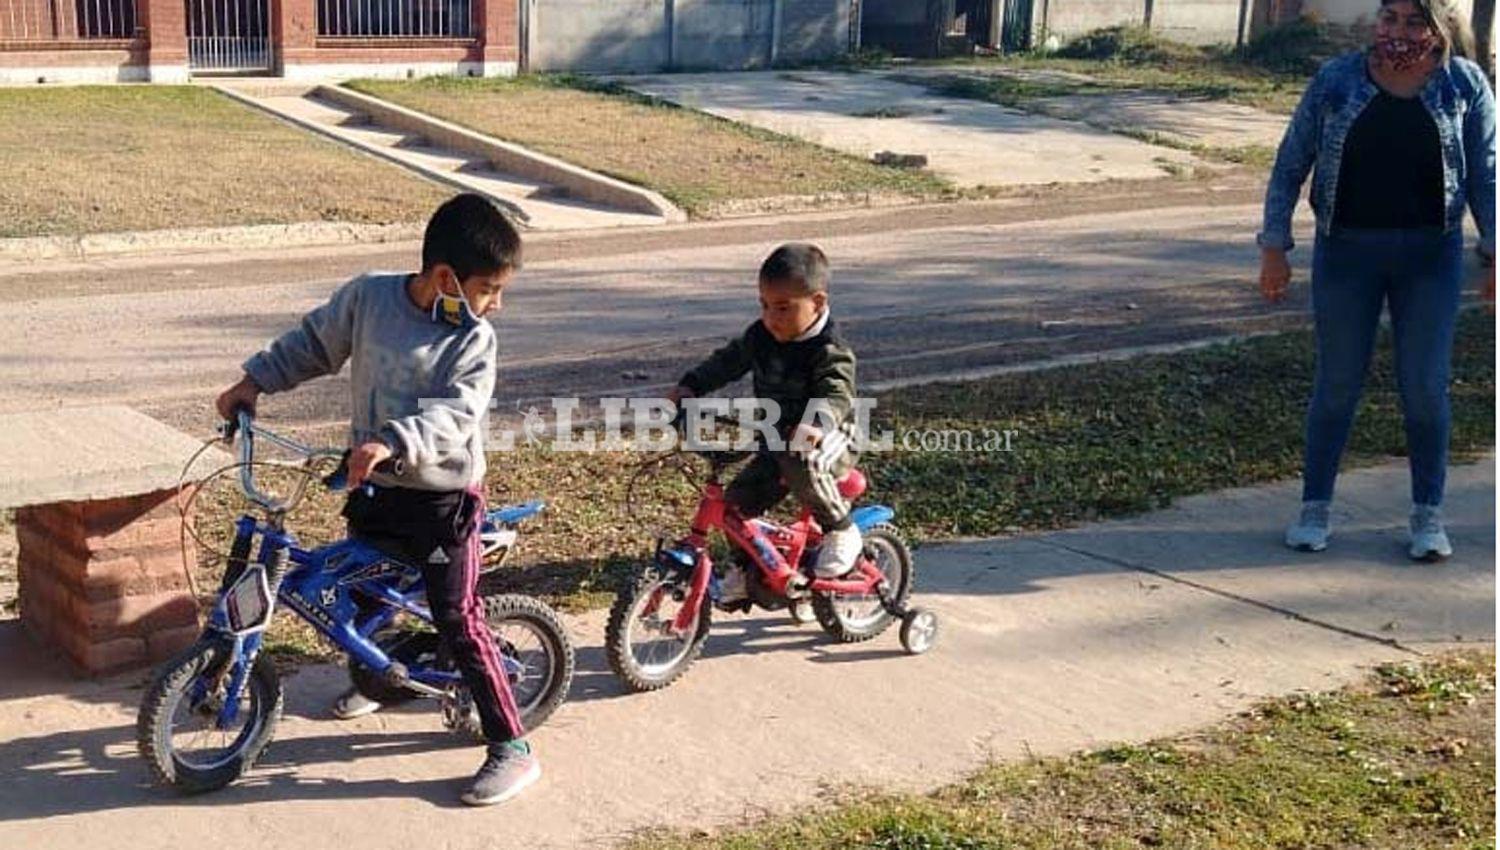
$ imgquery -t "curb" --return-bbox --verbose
[0,221,424,264]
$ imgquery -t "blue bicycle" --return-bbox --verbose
[137,412,574,794]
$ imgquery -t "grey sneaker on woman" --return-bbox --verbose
[1284,500,1332,552]
[461,741,541,807]
[1408,504,1453,562]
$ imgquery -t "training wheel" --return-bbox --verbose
[788,598,817,625]
[899,609,939,655]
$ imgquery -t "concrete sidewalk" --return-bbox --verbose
[618,70,1197,188]
[0,459,1491,849]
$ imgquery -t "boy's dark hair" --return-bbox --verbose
[759,243,830,295]
[421,193,523,280]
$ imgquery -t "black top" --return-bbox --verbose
[1333,86,1444,229]
[680,318,857,436]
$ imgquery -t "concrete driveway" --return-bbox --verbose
[617,70,1197,187]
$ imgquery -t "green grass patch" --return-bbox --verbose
[628,652,1496,850]
[868,309,1493,537]
[1113,127,1277,170]
[910,61,1307,117]
[346,75,953,218]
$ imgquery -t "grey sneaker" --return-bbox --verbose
[1408,504,1453,562]
[331,687,382,719]
[461,741,541,807]
[1285,500,1332,552]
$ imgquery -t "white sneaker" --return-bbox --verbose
[1408,504,1453,562]
[331,687,382,719]
[1284,500,1331,552]
[814,525,863,578]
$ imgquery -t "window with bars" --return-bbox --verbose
[317,0,473,38]
[0,0,138,41]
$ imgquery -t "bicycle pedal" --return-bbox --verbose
[381,661,409,688]
[784,576,811,600]
[441,687,475,731]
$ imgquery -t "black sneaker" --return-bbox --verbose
[460,741,541,807]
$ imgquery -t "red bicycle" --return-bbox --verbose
[605,427,938,692]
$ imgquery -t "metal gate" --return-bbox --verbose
[186,0,271,73]
[1000,0,1031,51]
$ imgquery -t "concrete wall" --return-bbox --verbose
[675,0,776,69]
[529,0,670,73]
[1273,0,1490,57]
[1302,0,1488,44]
[527,0,850,72]
[0,45,148,83]
[1042,0,1144,40]
[865,0,1250,52]
[1150,0,1246,43]
[1301,0,1452,27]
[781,0,854,63]
[1038,0,1245,45]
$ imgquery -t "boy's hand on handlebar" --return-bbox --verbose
[347,440,395,488]
[216,375,261,421]
[791,423,824,454]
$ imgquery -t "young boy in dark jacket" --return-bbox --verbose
[669,243,862,591]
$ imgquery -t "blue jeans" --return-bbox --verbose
[1302,228,1463,506]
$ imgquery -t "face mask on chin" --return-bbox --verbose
[1376,32,1438,71]
[432,276,479,326]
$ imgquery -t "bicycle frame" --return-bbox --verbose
[660,478,897,637]
[201,513,471,729]
[193,411,546,733]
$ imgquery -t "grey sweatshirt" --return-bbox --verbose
[243,272,496,492]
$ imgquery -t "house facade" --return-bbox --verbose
[0,0,851,83]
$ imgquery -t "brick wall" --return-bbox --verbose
[17,488,200,675]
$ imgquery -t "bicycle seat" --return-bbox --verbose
[486,500,544,526]
[777,469,867,499]
[837,468,867,500]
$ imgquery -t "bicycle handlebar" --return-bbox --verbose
[320,449,406,491]
[668,407,756,467]
[224,410,401,514]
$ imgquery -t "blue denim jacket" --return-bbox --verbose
[1259,51,1495,258]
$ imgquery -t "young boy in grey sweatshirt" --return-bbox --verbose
[214,193,535,807]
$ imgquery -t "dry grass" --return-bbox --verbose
[348,76,952,218]
[0,86,449,238]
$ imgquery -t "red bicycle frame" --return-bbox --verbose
[667,479,884,636]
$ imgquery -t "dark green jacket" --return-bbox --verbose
[680,317,857,435]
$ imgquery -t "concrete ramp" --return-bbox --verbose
[215,83,681,232]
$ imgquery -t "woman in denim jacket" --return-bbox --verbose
[1258,0,1495,561]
